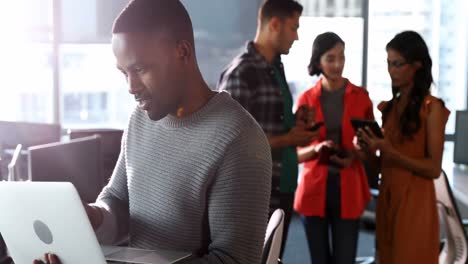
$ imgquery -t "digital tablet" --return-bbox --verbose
[350,118,383,138]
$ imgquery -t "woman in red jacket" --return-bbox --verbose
[294,32,373,264]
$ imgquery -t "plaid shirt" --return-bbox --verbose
[217,41,293,195]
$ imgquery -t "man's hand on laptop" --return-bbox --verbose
[33,253,61,264]
[83,203,103,230]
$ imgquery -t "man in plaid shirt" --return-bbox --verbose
[217,0,319,258]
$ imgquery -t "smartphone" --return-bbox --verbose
[318,146,348,164]
[350,118,383,138]
[308,122,324,132]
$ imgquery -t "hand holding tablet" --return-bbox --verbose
[350,118,383,138]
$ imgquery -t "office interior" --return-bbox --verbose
[0,0,467,263]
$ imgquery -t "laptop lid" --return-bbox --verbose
[0,181,107,264]
[0,182,193,264]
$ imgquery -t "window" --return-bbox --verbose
[1,0,467,133]
[59,0,131,128]
[181,0,260,88]
[367,0,468,132]
[0,1,54,123]
[60,44,132,128]
[283,0,364,102]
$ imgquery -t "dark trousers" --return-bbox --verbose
[300,172,359,264]
[269,192,295,259]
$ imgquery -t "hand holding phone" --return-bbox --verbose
[350,118,383,138]
[317,142,348,165]
[308,122,324,132]
[296,105,316,127]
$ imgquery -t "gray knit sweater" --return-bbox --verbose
[95,92,272,264]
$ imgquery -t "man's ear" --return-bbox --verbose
[269,17,282,33]
[175,40,193,62]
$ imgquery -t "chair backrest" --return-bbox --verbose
[0,121,60,149]
[435,170,468,264]
[69,128,123,185]
[28,135,102,203]
[7,144,22,181]
[261,208,285,264]
[454,110,468,164]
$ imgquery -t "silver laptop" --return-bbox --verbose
[0,182,191,264]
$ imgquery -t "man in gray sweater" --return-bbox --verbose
[34,1,272,264]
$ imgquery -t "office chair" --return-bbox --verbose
[7,144,22,182]
[0,121,60,149]
[69,128,123,187]
[0,144,19,264]
[28,136,102,203]
[261,208,285,264]
[435,170,468,264]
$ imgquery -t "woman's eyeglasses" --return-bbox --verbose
[387,60,409,68]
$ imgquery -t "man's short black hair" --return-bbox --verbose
[259,0,303,26]
[112,0,194,44]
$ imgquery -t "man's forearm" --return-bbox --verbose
[268,134,290,149]
[91,197,129,245]
[90,202,119,244]
[297,144,318,163]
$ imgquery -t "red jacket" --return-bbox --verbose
[294,79,373,219]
